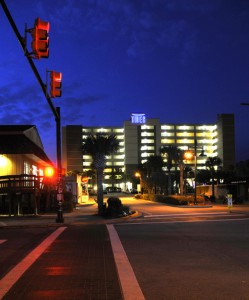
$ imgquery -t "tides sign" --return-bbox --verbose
[131,113,146,124]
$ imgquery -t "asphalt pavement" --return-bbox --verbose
[1,200,249,300]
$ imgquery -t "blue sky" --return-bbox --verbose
[0,0,249,163]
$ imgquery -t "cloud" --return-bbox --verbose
[164,0,221,13]
[32,0,199,62]
[59,93,106,125]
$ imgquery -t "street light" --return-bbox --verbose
[135,172,142,193]
[184,139,206,205]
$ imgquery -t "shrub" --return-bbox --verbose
[106,197,123,217]
[63,191,74,212]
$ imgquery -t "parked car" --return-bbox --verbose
[106,187,122,193]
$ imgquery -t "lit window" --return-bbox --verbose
[141,125,154,130]
[161,139,175,143]
[177,139,194,144]
[141,132,154,137]
[176,125,194,130]
[161,125,174,130]
[141,139,155,144]
[113,129,124,133]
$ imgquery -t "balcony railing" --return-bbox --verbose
[0,174,44,194]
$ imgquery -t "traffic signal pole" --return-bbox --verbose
[56,107,64,223]
[0,0,59,121]
[0,0,64,222]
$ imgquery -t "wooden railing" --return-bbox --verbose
[0,174,44,194]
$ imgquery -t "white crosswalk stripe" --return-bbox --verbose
[144,212,245,218]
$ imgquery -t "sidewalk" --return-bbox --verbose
[1,200,249,228]
[0,201,102,228]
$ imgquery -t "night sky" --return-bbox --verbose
[1,0,249,164]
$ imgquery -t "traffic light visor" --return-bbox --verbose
[36,18,50,32]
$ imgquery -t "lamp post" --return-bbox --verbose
[135,172,142,193]
[179,162,184,196]
[185,139,206,205]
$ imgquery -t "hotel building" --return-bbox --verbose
[62,114,235,189]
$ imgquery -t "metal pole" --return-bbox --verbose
[1,0,63,221]
[0,0,59,121]
[56,107,62,177]
[56,107,64,223]
[179,163,184,196]
[194,139,197,205]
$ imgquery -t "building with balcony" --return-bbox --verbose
[62,114,235,190]
[0,125,53,215]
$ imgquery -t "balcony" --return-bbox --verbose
[0,174,44,216]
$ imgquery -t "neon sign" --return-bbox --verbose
[131,113,146,124]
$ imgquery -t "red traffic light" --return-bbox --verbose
[31,18,50,59]
[44,166,55,177]
[50,71,62,98]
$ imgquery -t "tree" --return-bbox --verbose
[143,155,165,194]
[161,145,182,195]
[82,133,119,215]
[205,156,222,201]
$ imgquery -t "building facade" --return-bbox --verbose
[0,125,54,215]
[62,114,235,190]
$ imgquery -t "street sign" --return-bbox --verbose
[227,194,233,211]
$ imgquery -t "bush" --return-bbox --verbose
[139,194,189,206]
[63,191,74,212]
[106,197,123,217]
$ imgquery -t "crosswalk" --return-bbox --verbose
[118,211,249,225]
[143,212,245,218]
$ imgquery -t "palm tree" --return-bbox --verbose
[143,155,165,194]
[205,156,222,201]
[82,133,119,215]
[161,145,181,195]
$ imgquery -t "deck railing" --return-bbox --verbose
[0,174,44,193]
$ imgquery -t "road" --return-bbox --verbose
[0,196,249,299]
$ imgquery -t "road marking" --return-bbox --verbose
[0,226,67,299]
[107,224,145,300]
[117,218,249,225]
[144,212,245,218]
[0,240,7,244]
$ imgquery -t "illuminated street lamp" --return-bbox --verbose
[135,172,142,193]
[184,139,206,205]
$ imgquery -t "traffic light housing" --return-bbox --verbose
[50,71,62,98]
[31,18,50,59]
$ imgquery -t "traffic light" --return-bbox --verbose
[31,18,50,59]
[44,166,55,177]
[50,71,62,98]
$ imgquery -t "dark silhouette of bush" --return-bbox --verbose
[106,197,123,217]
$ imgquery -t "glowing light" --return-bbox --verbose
[184,151,194,160]
[0,155,7,168]
[131,113,146,124]
[44,166,55,177]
